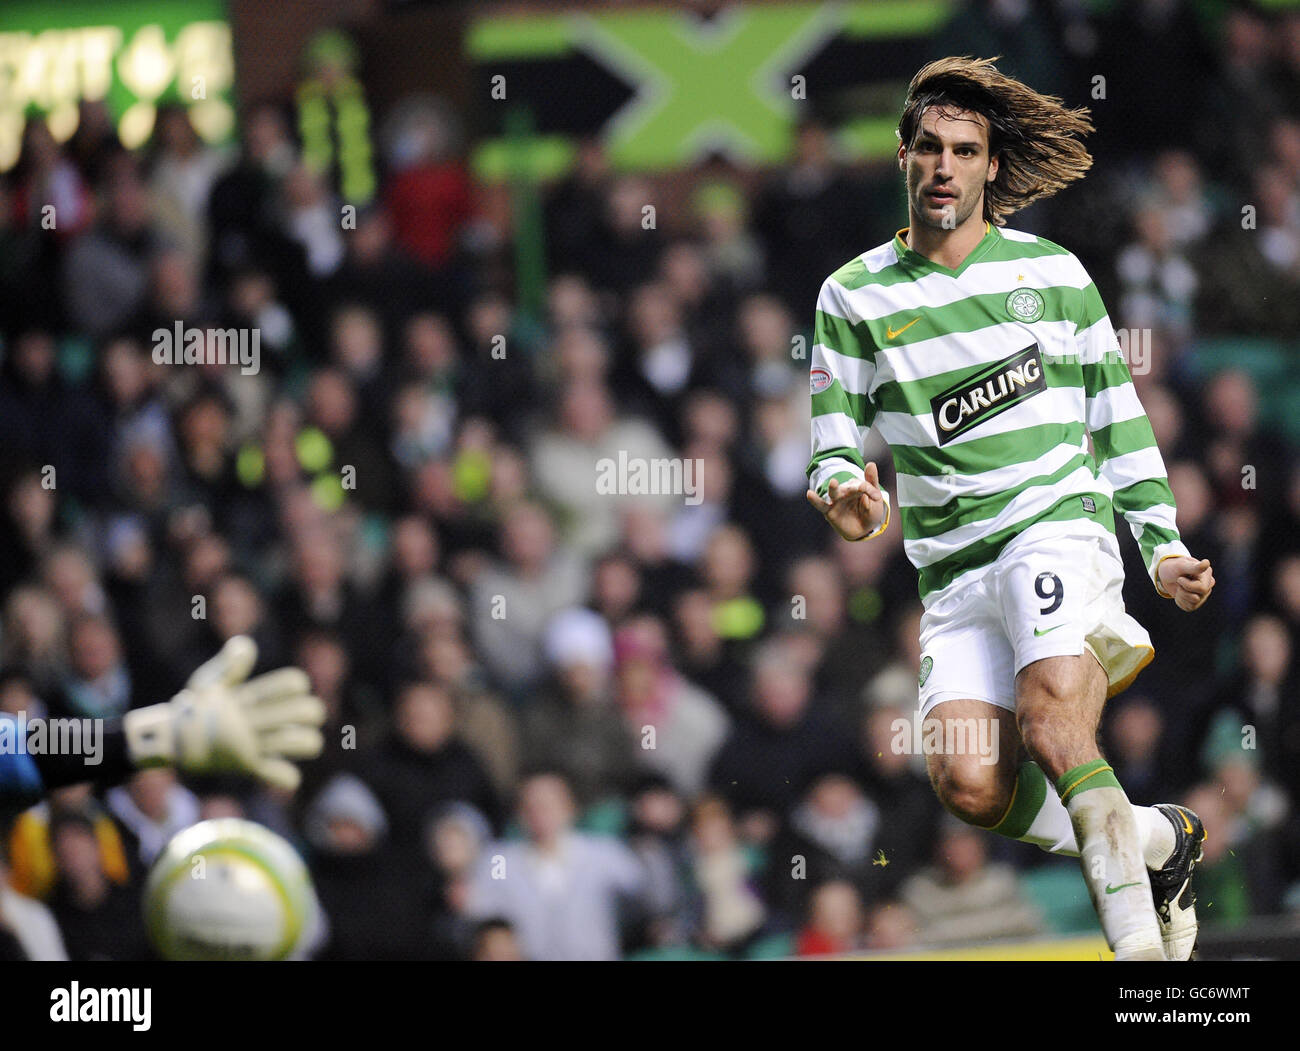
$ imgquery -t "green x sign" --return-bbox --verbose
[467,1,955,175]
[582,6,834,168]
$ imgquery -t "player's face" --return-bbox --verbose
[900,105,998,231]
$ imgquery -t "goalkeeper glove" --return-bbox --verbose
[123,636,326,790]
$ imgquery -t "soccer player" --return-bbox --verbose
[806,58,1214,961]
[0,636,325,816]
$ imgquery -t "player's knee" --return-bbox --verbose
[926,753,1009,828]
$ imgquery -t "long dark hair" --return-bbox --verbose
[897,56,1095,225]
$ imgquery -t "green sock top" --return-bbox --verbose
[985,761,1048,838]
[1056,758,1120,804]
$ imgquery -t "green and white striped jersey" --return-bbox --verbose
[807,223,1189,604]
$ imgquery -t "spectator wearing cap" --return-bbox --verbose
[426,801,494,958]
[522,608,640,811]
[305,772,447,960]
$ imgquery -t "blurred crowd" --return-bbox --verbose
[2,0,1300,960]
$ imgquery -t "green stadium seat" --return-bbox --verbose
[744,932,796,959]
[1020,864,1102,935]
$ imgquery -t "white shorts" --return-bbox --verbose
[917,530,1154,719]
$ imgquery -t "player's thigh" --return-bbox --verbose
[921,697,1022,827]
[1014,653,1107,779]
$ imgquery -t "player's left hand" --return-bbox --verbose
[1157,556,1215,612]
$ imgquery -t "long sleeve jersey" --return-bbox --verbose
[807,223,1189,604]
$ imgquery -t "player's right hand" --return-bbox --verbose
[806,462,887,541]
[123,636,326,791]
[1156,556,1215,612]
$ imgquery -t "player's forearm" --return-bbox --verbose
[32,723,135,790]
[0,717,135,802]
[1106,470,1189,588]
[1090,399,1189,589]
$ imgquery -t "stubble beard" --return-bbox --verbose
[908,167,986,231]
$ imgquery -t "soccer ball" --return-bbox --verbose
[144,818,318,961]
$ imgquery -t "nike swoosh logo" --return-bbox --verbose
[1033,624,1065,637]
[886,317,921,340]
[1179,810,1193,835]
[1105,882,1142,894]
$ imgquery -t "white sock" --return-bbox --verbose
[1060,767,1164,960]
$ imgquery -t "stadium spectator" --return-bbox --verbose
[764,773,881,925]
[1102,697,1180,807]
[530,377,678,556]
[901,819,1046,947]
[614,615,728,798]
[0,840,67,960]
[304,772,446,960]
[795,878,866,957]
[106,769,201,873]
[62,168,158,339]
[357,681,501,876]
[467,502,588,698]
[863,899,919,952]
[708,635,857,834]
[856,706,943,899]
[523,608,638,810]
[471,917,525,961]
[468,772,646,961]
[46,810,148,960]
[1191,615,1300,800]
[685,795,767,955]
[623,775,692,950]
